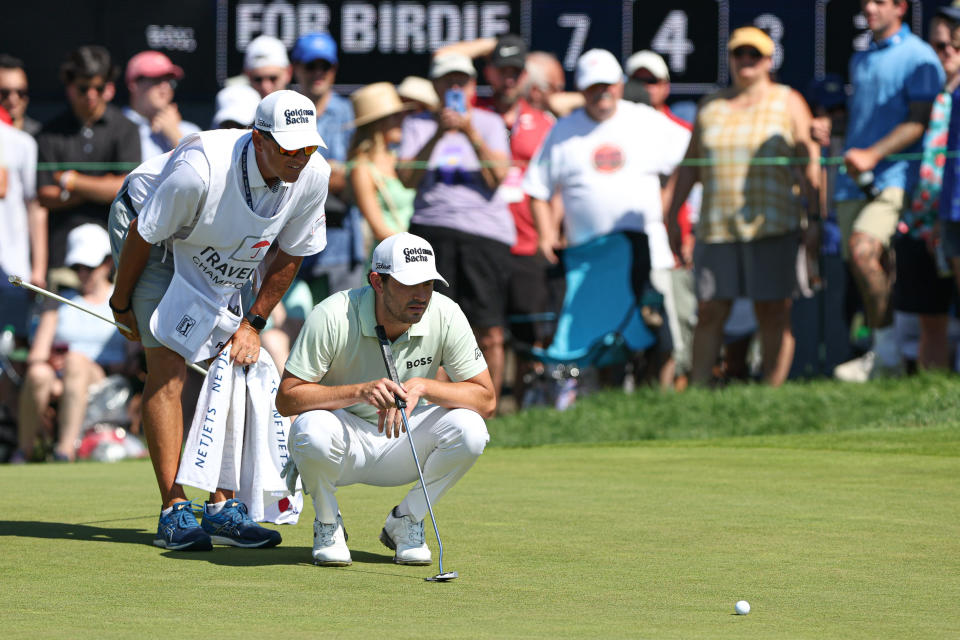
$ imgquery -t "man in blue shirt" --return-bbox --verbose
[291,33,362,302]
[833,0,944,382]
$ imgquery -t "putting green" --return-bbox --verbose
[1,431,958,639]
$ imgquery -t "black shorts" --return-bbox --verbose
[506,253,563,344]
[892,233,954,315]
[409,223,511,328]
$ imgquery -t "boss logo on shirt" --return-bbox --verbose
[177,315,196,336]
[593,144,624,173]
[406,356,433,369]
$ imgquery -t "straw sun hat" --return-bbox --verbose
[350,82,411,128]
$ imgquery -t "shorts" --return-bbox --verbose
[939,220,960,261]
[892,233,954,315]
[693,231,801,302]
[835,187,905,258]
[0,268,32,337]
[506,252,559,344]
[408,223,511,329]
[107,189,174,349]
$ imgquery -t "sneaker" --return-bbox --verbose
[833,351,904,383]
[200,499,282,548]
[154,501,213,551]
[313,514,351,566]
[379,507,431,565]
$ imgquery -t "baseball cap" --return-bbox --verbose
[371,233,448,287]
[212,84,261,128]
[575,49,623,91]
[125,51,184,86]
[429,54,476,79]
[939,0,960,22]
[254,90,327,150]
[291,32,338,65]
[244,35,289,71]
[65,223,111,269]
[727,26,775,57]
[490,34,527,69]
[624,50,669,81]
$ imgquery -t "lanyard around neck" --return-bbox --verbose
[241,139,284,217]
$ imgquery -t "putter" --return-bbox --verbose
[8,275,208,376]
[375,325,458,582]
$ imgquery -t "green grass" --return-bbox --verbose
[490,371,960,447]
[2,376,960,638]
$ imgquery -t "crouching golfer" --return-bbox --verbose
[276,233,494,566]
[109,90,330,551]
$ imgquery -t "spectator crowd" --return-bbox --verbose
[4,0,960,464]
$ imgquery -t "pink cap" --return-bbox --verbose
[125,51,184,85]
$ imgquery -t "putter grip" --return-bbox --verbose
[374,325,407,409]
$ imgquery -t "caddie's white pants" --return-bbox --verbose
[289,405,489,524]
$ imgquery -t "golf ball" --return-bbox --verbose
[735,600,751,615]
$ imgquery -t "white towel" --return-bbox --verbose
[176,345,302,524]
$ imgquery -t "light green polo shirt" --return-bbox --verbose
[285,286,488,424]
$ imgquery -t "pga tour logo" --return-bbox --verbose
[177,315,196,337]
[230,236,273,262]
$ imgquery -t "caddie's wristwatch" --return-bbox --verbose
[244,312,267,332]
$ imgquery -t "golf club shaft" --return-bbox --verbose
[8,275,208,376]
[374,325,447,574]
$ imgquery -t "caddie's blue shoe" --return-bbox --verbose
[154,500,213,551]
[201,499,282,548]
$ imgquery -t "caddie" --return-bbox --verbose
[108,90,330,551]
[276,232,494,566]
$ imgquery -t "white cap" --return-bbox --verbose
[371,233,448,287]
[244,35,289,71]
[212,84,261,128]
[429,54,477,79]
[575,49,623,91]
[254,90,327,150]
[65,223,111,269]
[625,50,669,81]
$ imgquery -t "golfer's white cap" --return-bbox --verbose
[575,48,623,91]
[65,223,111,269]
[371,233,448,287]
[254,90,326,151]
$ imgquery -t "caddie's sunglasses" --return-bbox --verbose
[260,130,319,157]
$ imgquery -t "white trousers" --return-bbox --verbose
[289,405,489,524]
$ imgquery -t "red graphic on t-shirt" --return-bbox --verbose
[593,144,624,173]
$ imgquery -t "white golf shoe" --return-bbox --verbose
[312,515,351,566]
[379,507,432,565]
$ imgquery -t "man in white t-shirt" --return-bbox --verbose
[522,49,690,384]
[108,90,329,552]
[276,232,494,567]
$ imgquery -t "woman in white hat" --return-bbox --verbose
[347,82,416,249]
[14,224,127,462]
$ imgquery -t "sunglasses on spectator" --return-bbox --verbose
[303,60,333,73]
[74,81,107,95]
[933,41,953,53]
[259,130,319,157]
[250,74,281,84]
[731,47,763,60]
[137,76,178,90]
[634,75,662,85]
[0,88,27,99]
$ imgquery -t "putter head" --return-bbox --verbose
[426,571,459,582]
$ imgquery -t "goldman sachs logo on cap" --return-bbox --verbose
[284,107,314,125]
[403,247,433,263]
